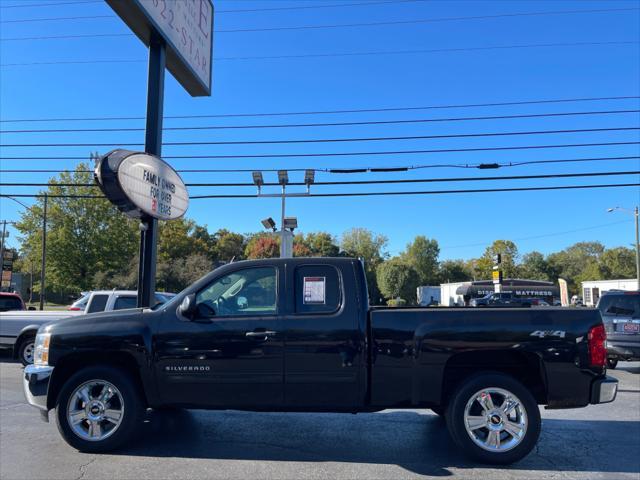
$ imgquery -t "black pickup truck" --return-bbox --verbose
[23,258,617,464]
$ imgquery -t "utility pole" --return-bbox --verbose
[39,194,48,310]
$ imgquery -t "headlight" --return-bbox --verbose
[33,333,51,366]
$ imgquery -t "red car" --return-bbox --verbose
[0,292,26,312]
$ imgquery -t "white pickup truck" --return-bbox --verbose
[0,290,174,365]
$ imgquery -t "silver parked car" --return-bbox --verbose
[597,290,640,369]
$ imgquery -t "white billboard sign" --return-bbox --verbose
[106,0,214,96]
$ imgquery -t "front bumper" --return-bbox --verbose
[590,375,618,404]
[23,365,53,412]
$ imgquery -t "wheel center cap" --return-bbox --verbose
[490,414,502,425]
[86,401,104,420]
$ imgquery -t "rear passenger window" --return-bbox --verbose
[87,294,108,313]
[114,296,137,310]
[295,265,341,314]
[602,296,639,317]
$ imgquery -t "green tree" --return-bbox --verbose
[438,259,473,283]
[548,241,605,294]
[158,218,212,263]
[401,236,440,285]
[341,228,388,304]
[376,258,419,304]
[14,165,138,296]
[214,229,246,261]
[475,240,520,279]
[601,247,636,279]
[156,253,212,292]
[304,232,340,257]
[519,251,553,281]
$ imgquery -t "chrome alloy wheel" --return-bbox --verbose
[463,387,528,452]
[67,380,124,442]
[22,342,34,364]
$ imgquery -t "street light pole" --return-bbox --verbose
[635,206,639,288]
[607,206,640,288]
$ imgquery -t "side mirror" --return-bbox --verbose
[179,294,197,318]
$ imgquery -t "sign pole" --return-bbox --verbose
[138,38,166,308]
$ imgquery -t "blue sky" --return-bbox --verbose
[1,0,639,260]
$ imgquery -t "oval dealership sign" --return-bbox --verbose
[95,149,188,221]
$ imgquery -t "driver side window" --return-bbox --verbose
[195,267,277,317]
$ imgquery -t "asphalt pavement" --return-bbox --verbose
[0,354,638,480]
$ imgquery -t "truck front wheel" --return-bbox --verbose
[445,373,541,465]
[55,366,144,452]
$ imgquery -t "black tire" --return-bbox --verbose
[445,372,541,465]
[607,358,618,369]
[17,337,35,366]
[55,366,145,452]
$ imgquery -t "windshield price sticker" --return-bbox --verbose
[303,277,326,304]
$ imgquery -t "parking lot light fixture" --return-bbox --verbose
[304,169,315,193]
[252,171,264,194]
[261,217,277,232]
[283,217,298,231]
[277,170,289,186]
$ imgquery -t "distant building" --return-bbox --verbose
[440,279,559,307]
[581,279,639,307]
[416,286,441,306]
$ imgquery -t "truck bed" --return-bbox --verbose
[369,307,603,409]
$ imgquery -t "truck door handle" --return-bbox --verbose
[245,330,277,340]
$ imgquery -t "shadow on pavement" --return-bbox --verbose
[616,363,640,374]
[112,409,640,477]
[0,349,19,364]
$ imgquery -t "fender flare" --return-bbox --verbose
[13,325,40,358]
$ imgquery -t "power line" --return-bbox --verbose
[441,219,634,250]
[0,155,638,175]
[1,182,638,200]
[2,95,638,123]
[0,0,419,13]
[192,183,640,198]
[1,170,636,188]
[1,126,637,148]
[0,1,101,9]
[6,6,632,28]
[0,33,131,42]
[0,14,113,24]
[215,7,640,33]
[0,141,638,160]
[3,40,638,67]
[3,109,638,134]
[0,6,636,36]
[217,0,422,13]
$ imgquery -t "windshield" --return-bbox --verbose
[0,296,23,312]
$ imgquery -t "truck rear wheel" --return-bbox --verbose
[445,373,541,465]
[55,366,144,452]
